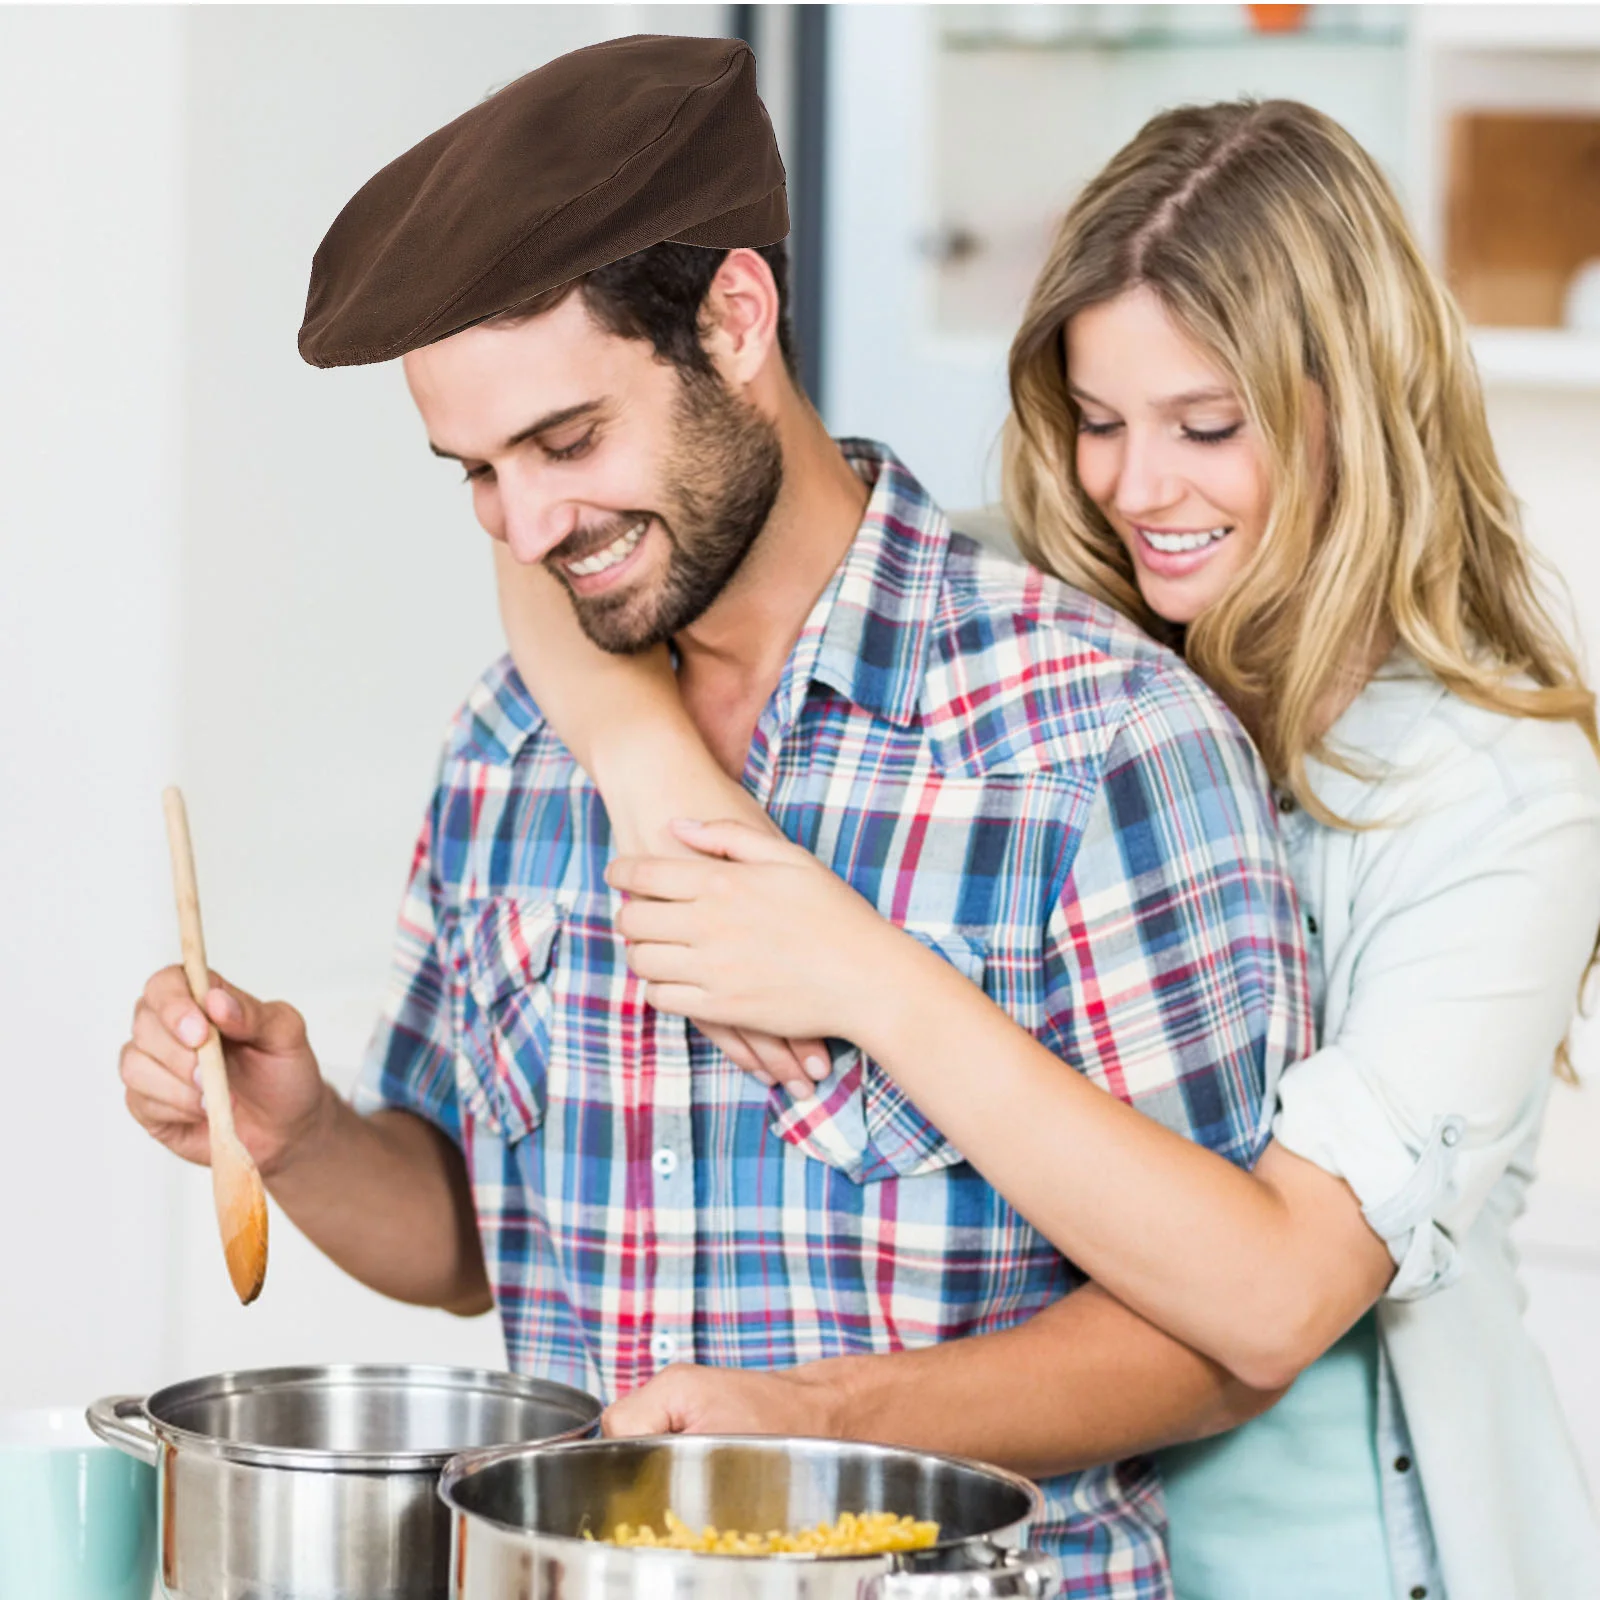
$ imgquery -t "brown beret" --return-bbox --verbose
[298,34,788,368]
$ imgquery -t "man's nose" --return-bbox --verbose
[499,474,579,566]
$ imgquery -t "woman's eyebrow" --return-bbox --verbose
[1160,386,1236,408]
[1067,383,1237,410]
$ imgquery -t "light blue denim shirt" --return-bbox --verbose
[1266,656,1600,1600]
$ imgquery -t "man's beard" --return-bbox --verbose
[549,372,784,654]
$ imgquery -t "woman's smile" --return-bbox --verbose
[1130,522,1235,578]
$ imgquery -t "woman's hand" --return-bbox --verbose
[606,818,908,1058]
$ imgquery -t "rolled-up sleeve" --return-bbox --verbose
[1274,765,1600,1299]
[1045,663,1313,1167]
[354,789,463,1144]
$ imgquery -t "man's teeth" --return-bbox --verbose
[1143,527,1230,554]
[567,521,646,577]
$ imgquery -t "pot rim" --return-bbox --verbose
[437,1432,1045,1562]
[135,1362,601,1474]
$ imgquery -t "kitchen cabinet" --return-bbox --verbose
[822,4,1600,514]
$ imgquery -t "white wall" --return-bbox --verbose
[0,6,186,1409]
[1487,388,1600,1489]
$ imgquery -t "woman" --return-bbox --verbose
[492,101,1600,1599]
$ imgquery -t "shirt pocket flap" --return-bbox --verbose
[768,928,985,1183]
[458,897,560,1142]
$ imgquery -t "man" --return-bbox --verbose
[118,35,1308,1599]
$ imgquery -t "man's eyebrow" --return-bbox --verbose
[1068,383,1236,410]
[427,399,607,462]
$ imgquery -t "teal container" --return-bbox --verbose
[0,1407,158,1600]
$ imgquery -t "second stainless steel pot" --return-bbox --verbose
[88,1362,601,1600]
[440,1434,1060,1599]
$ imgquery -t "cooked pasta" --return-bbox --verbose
[589,1507,941,1556]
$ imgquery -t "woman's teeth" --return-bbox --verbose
[567,521,646,577]
[1142,526,1230,554]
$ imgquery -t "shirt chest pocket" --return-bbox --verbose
[767,929,985,1183]
[456,897,562,1143]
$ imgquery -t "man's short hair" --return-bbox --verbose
[492,240,800,386]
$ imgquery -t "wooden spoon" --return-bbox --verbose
[161,786,269,1305]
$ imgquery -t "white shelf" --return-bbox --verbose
[1416,4,1600,54]
[1470,329,1600,393]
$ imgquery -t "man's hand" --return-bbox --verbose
[118,966,331,1179]
[603,1363,845,1440]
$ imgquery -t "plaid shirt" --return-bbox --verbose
[358,440,1310,1599]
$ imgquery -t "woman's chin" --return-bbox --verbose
[1136,575,1214,629]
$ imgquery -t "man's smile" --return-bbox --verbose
[558,517,655,595]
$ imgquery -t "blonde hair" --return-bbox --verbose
[1004,99,1598,1072]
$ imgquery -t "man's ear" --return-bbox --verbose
[700,248,781,389]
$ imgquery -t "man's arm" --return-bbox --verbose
[120,966,491,1313]
[121,786,491,1315]
[271,1095,491,1314]
[605,1281,1285,1478]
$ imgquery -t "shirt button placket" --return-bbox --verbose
[649,1010,695,1376]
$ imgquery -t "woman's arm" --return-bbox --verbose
[494,548,828,1091]
[609,759,1600,1388]
[494,546,767,855]
[861,931,1394,1392]
[611,819,1392,1391]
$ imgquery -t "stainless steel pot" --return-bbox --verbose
[439,1435,1061,1599]
[88,1362,601,1600]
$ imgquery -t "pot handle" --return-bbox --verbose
[87,1395,159,1467]
[864,1548,1061,1600]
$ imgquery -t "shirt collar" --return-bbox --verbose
[777,438,951,732]
[461,438,951,766]
[450,655,546,765]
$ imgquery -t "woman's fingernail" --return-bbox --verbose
[753,1071,775,1088]
[192,1066,202,1088]
[179,1015,206,1047]
[786,1079,813,1103]
[805,1055,830,1081]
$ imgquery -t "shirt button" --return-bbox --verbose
[652,1148,678,1178]
[1441,1121,1463,1148]
[1276,793,1297,814]
[1306,914,1320,935]
[650,1332,677,1364]
[1394,1455,1412,1473]
[1410,1587,1427,1599]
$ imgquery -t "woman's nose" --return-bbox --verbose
[1113,432,1182,520]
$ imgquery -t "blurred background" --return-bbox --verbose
[3,1,1598,1482]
